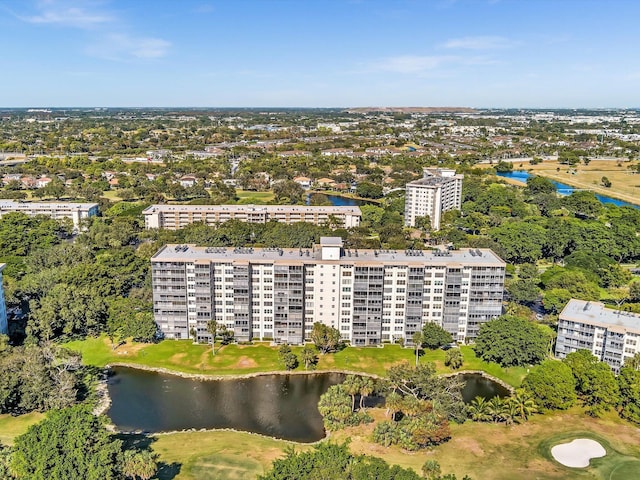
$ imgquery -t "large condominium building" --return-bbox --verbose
[555,299,640,372]
[404,168,463,230]
[0,200,99,231]
[151,237,505,346]
[0,264,7,335]
[142,204,362,230]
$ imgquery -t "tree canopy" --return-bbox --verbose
[474,316,551,367]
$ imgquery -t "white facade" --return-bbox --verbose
[556,299,640,372]
[0,200,99,231]
[143,204,362,230]
[404,168,463,230]
[152,238,505,346]
[0,264,7,335]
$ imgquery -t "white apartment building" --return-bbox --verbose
[556,299,640,372]
[0,264,7,335]
[151,238,505,346]
[404,168,463,230]
[0,200,99,231]
[142,204,362,230]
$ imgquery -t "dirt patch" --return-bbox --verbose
[234,356,258,368]
[113,342,148,356]
[451,437,485,457]
[169,353,187,363]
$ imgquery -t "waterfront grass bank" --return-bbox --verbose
[64,336,527,387]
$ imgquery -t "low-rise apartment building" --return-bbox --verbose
[404,168,463,230]
[0,200,99,231]
[555,299,640,372]
[143,204,362,230]
[151,238,505,346]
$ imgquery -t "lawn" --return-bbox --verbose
[146,430,299,480]
[0,412,45,446]
[235,190,275,204]
[332,406,640,480]
[64,336,527,386]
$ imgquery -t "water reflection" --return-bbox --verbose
[107,368,344,442]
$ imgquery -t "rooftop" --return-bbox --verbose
[152,243,505,267]
[0,200,99,210]
[142,204,362,215]
[560,299,640,333]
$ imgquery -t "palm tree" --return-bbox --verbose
[625,352,640,370]
[206,319,218,355]
[385,391,403,421]
[412,331,423,367]
[487,396,504,423]
[122,450,158,480]
[342,375,362,412]
[500,401,520,426]
[509,389,538,421]
[468,396,492,422]
[359,377,375,409]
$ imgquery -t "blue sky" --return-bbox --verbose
[1,0,639,108]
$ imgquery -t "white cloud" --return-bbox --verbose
[86,34,171,60]
[442,36,515,50]
[21,1,113,29]
[368,55,457,74]
[363,54,498,75]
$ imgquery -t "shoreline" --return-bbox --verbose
[105,361,383,381]
[490,170,640,207]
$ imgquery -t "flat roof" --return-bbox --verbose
[560,299,640,333]
[142,204,361,215]
[0,200,99,209]
[152,244,505,267]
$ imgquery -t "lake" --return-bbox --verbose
[496,170,639,209]
[307,193,372,206]
[106,368,509,441]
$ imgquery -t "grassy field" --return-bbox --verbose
[64,336,527,386]
[333,407,640,480]
[487,159,640,206]
[0,412,44,446]
[146,430,299,480]
[3,407,640,479]
[235,190,275,204]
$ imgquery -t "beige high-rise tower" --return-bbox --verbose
[404,169,463,230]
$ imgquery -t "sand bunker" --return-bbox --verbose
[551,439,606,468]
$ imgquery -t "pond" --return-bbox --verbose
[458,373,510,403]
[496,170,639,209]
[107,367,344,442]
[106,368,509,442]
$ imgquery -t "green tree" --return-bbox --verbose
[301,345,318,370]
[421,459,441,480]
[467,396,492,422]
[359,377,375,409]
[444,348,463,370]
[474,316,550,367]
[342,375,363,412]
[310,322,343,354]
[11,405,123,480]
[412,331,423,366]
[522,360,576,411]
[489,221,547,263]
[421,323,453,350]
[563,350,620,416]
[206,319,217,355]
[278,344,298,370]
[122,449,158,480]
[618,364,640,424]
